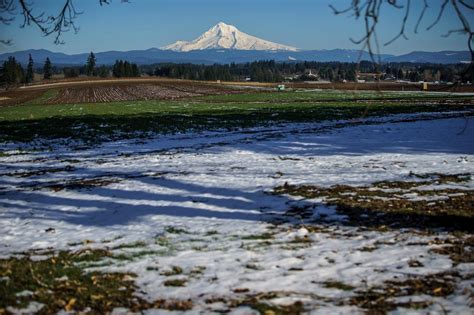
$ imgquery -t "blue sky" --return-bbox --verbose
[1,0,472,55]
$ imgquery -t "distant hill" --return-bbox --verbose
[0,49,88,66]
[384,51,471,64]
[0,21,470,66]
[0,48,469,66]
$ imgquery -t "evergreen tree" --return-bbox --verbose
[131,64,140,77]
[112,60,126,77]
[119,60,125,77]
[327,69,334,82]
[408,71,421,82]
[97,65,109,78]
[0,63,4,85]
[1,57,24,86]
[397,69,404,80]
[3,58,15,84]
[86,52,96,76]
[346,68,356,81]
[25,54,34,84]
[43,58,52,80]
[63,67,80,78]
[337,69,345,81]
[112,60,120,77]
[123,61,130,77]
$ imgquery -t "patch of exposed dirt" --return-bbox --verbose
[429,236,474,265]
[274,173,474,231]
[46,83,241,104]
[0,89,44,107]
[0,249,193,314]
[205,292,307,314]
[1,166,75,178]
[45,177,122,191]
[348,271,469,313]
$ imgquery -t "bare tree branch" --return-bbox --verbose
[459,0,474,10]
[426,0,449,31]
[331,0,474,68]
[384,0,410,46]
[0,0,128,45]
[414,0,428,34]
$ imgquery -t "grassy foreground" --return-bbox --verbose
[0,89,472,144]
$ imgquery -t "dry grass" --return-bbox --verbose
[0,249,193,313]
[274,173,474,231]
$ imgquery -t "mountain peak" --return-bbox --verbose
[214,22,235,30]
[162,22,298,52]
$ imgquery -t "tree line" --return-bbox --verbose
[63,54,141,79]
[144,60,471,83]
[0,52,140,87]
[2,56,471,88]
[0,55,53,86]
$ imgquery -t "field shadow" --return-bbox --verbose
[1,167,472,233]
[209,115,474,157]
[1,103,472,149]
[1,115,473,233]
[0,173,287,227]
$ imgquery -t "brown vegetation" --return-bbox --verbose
[0,249,193,314]
[0,79,244,106]
[274,173,474,231]
[46,83,240,104]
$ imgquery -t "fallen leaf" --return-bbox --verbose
[91,294,104,300]
[65,298,76,311]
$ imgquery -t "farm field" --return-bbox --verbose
[0,80,242,107]
[0,82,472,145]
[46,84,243,104]
[0,83,473,314]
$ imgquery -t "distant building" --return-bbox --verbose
[356,72,383,82]
[305,69,319,79]
[383,74,396,81]
[297,69,319,82]
[284,75,299,81]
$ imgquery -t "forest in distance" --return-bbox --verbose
[2,54,473,86]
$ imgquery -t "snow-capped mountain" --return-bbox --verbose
[162,22,298,52]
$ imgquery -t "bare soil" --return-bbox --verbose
[0,79,243,106]
[273,173,474,231]
[46,83,242,104]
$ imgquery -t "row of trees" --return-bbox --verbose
[2,57,471,87]
[1,52,92,86]
[0,55,53,86]
[143,60,471,83]
[64,54,140,78]
[1,51,141,86]
[112,60,140,77]
[64,59,140,78]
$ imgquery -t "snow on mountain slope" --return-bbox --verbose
[162,22,298,52]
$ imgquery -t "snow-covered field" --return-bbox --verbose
[1,112,473,314]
